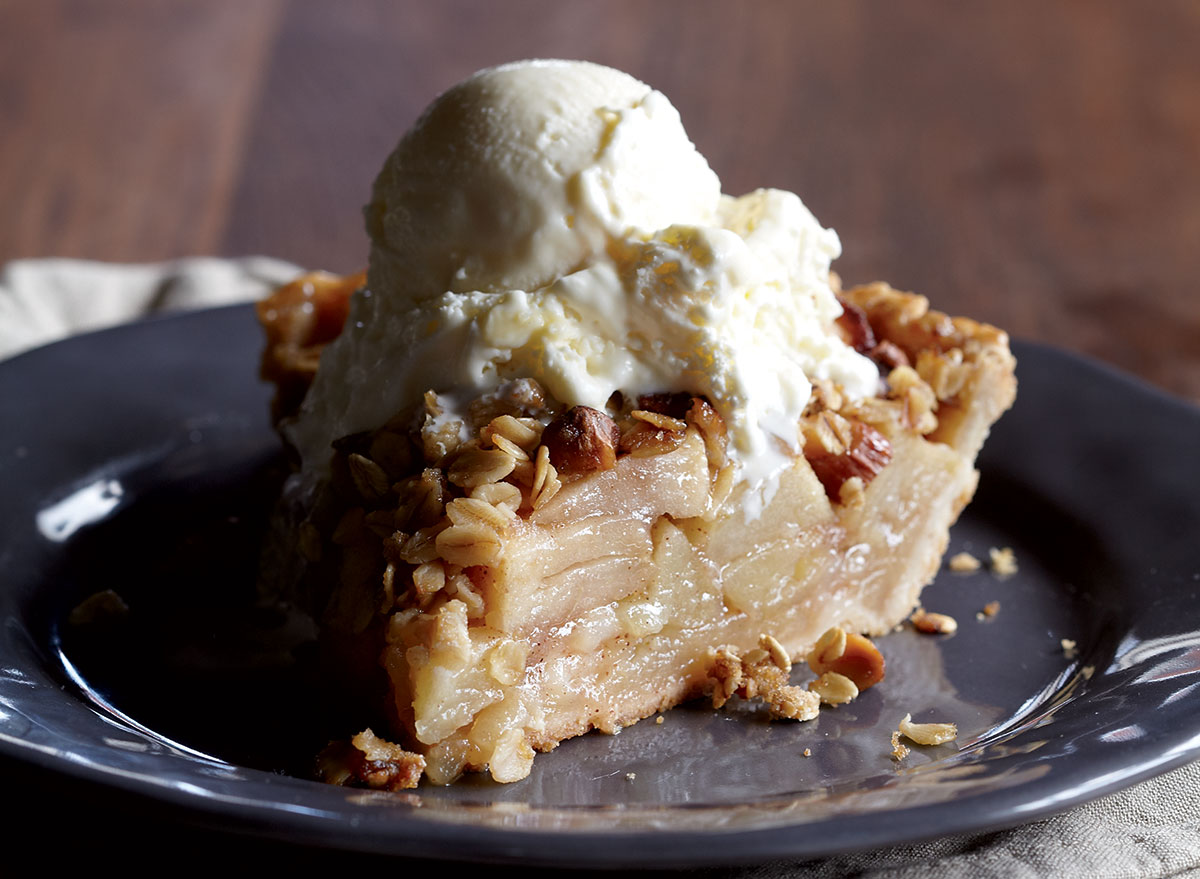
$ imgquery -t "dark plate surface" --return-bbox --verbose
[1,305,1198,868]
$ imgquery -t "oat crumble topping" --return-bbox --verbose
[897,713,958,746]
[989,546,1018,576]
[948,551,981,573]
[911,608,959,635]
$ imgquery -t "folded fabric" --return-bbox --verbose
[0,256,301,361]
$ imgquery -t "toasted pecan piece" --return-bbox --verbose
[806,627,886,691]
[541,406,620,477]
[803,413,893,500]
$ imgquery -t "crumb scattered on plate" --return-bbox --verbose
[989,546,1018,576]
[949,551,981,572]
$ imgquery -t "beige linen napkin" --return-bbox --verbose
[3,257,1199,878]
[0,256,301,361]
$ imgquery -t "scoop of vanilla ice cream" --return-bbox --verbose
[364,59,721,302]
[288,60,878,513]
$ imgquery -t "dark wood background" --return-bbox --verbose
[2,0,1198,400]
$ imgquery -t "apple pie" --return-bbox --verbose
[257,270,1016,786]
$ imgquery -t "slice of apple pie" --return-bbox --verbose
[257,271,1016,786]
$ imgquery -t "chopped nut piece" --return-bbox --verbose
[808,671,859,705]
[635,391,693,419]
[803,748,812,758]
[898,713,958,746]
[1061,638,1079,660]
[981,600,1000,618]
[989,546,1018,576]
[655,716,664,725]
[541,406,620,475]
[834,296,876,353]
[949,551,981,573]
[868,339,910,371]
[911,609,958,635]
[807,628,885,691]
[803,414,893,500]
[890,730,910,762]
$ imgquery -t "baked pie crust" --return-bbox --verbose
[258,273,1016,786]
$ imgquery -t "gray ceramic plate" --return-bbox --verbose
[1,306,1198,868]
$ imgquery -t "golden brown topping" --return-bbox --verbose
[808,671,860,706]
[707,643,819,722]
[911,608,959,635]
[684,396,728,470]
[802,413,893,501]
[868,339,911,370]
[806,627,885,691]
[467,378,552,425]
[530,444,563,509]
[316,728,425,791]
[949,551,982,573]
[989,546,1019,576]
[469,481,523,512]
[635,391,694,420]
[761,633,791,669]
[435,521,502,567]
[834,296,877,353]
[484,414,543,454]
[898,714,958,746]
[446,496,515,530]
[411,561,446,600]
[541,406,620,476]
[447,448,518,488]
[885,365,939,434]
[257,270,363,421]
[619,419,688,458]
[393,468,449,530]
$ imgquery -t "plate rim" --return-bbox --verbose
[2,305,1199,867]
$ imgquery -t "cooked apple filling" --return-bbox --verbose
[260,277,1016,786]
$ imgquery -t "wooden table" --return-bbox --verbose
[2,1,1199,871]
[2,0,1198,400]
